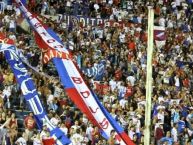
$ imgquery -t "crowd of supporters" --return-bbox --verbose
[0,0,193,145]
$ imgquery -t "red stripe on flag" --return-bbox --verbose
[34,32,50,50]
[65,88,100,127]
[120,132,135,145]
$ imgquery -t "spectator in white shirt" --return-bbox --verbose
[40,125,49,141]
[126,74,136,87]
[15,132,27,145]
[50,113,61,127]
[9,17,16,33]
[70,129,83,145]
[86,123,93,143]
[109,77,117,91]
[31,132,42,145]
[71,120,80,132]
[171,123,178,143]
[128,126,135,140]
[60,122,68,136]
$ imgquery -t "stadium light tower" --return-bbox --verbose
[144,7,154,145]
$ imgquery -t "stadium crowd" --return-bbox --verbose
[0,0,193,145]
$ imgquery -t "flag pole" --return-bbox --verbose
[144,8,154,145]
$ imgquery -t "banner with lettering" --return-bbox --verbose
[82,60,106,81]
[42,14,128,28]
[15,0,135,144]
[0,34,71,145]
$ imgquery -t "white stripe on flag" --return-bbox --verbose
[62,59,126,145]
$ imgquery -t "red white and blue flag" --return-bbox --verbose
[154,26,166,48]
[0,33,71,145]
[15,0,135,144]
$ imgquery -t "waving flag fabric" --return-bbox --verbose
[82,60,106,80]
[15,0,135,144]
[0,34,71,145]
[154,26,166,48]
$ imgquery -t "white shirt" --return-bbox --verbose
[118,85,126,98]
[171,127,178,142]
[3,15,10,23]
[108,0,113,5]
[86,126,93,141]
[54,86,62,98]
[42,2,48,9]
[60,126,68,135]
[119,33,125,43]
[171,2,177,9]
[127,1,133,10]
[9,34,16,41]
[33,138,42,145]
[167,20,174,28]
[15,137,27,145]
[3,86,11,98]
[174,76,180,87]
[112,7,118,16]
[40,131,48,140]
[157,112,165,123]
[132,117,138,125]
[9,19,15,28]
[128,130,135,140]
[50,117,60,127]
[71,133,83,145]
[187,128,193,137]
[82,116,88,125]
[111,113,117,120]
[109,95,116,103]
[47,94,54,103]
[15,8,21,17]
[71,125,80,131]
[126,76,136,86]
[119,116,128,128]
[175,0,181,6]
[94,3,99,11]
[109,79,117,91]
[135,119,141,133]
[81,136,89,145]
[159,17,166,27]
[97,29,103,39]
[119,98,128,108]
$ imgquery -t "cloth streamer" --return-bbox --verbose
[15,0,135,144]
[0,34,71,145]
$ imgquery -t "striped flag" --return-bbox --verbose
[154,26,166,48]
[0,34,71,145]
[15,0,135,144]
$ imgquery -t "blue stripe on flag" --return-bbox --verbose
[53,58,75,88]
[1,46,71,145]
[46,28,64,45]
[91,91,124,133]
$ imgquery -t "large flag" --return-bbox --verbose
[82,60,106,81]
[0,33,71,145]
[154,26,166,48]
[15,0,135,144]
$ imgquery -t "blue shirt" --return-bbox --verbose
[160,137,174,145]
[177,120,185,133]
